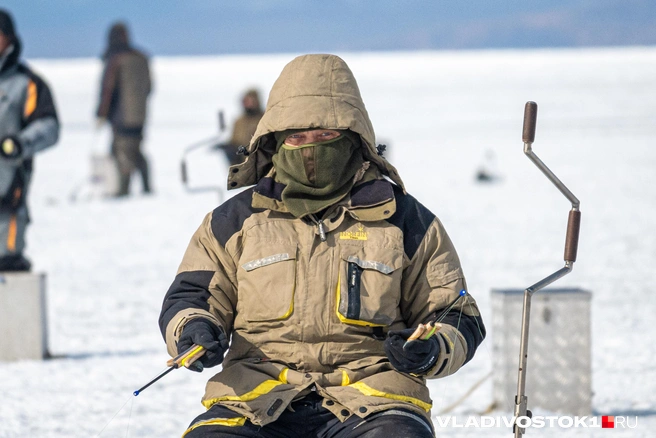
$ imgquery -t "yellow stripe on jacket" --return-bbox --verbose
[24,80,37,118]
[182,417,247,437]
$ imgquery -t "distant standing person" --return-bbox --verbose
[0,9,59,271]
[216,88,263,166]
[96,22,151,197]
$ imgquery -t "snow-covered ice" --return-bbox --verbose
[1,47,655,437]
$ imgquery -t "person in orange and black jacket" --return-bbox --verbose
[0,9,59,272]
[96,22,151,197]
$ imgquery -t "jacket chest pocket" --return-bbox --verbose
[336,247,404,327]
[237,244,297,322]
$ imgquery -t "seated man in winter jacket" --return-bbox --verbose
[159,54,485,438]
[0,10,59,271]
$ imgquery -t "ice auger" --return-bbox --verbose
[513,101,581,437]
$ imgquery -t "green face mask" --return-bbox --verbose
[272,131,364,218]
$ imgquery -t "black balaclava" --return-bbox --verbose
[0,9,21,70]
[0,10,16,41]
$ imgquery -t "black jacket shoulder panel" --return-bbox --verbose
[158,270,214,337]
[350,179,394,208]
[211,188,265,247]
[386,184,436,260]
[17,64,59,124]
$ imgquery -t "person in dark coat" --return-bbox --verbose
[96,22,152,197]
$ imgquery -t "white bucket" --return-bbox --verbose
[90,154,120,197]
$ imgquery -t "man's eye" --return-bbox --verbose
[286,135,302,143]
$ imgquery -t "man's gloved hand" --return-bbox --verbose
[177,319,229,372]
[0,136,22,159]
[384,327,440,375]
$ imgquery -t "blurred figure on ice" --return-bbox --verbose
[159,54,485,437]
[475,149,501,183]
[214,88,264,166]
[0,10,59,272]
[96,21,152,197]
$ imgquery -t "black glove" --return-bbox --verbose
[177,319,229,372]
[384,327,440,375]
[0,136,22,159]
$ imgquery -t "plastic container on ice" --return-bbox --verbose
[491,288,592,416]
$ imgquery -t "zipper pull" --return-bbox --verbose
[317,220,327,242]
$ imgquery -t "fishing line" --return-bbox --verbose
[95,394,134,437]
[465,299,514,414]
[434,297,513,416]
[94,344,205,437]
[432,298,465,412]
[125,396,135,438]
[433,294,501,417]
[94,365,171,437]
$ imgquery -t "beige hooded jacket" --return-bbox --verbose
[160,54,485,432]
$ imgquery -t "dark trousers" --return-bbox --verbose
[111,129,151,195]
[184,393,434,438]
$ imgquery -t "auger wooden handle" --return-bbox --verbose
[564,210,581,262]
[523,101,538,143]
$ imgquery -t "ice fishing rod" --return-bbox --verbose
[95,345,206,436]
[133,344,206,396]
[403,289,468,349]
[512,102,581,437]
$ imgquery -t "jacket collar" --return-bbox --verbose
[0,43,18,75]
[252,167,396,223]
